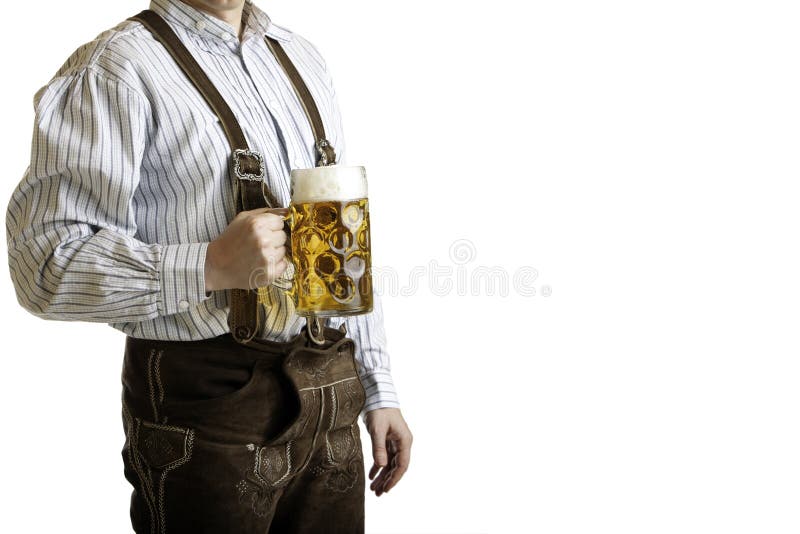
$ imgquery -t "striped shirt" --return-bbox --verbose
[5,0,398,413]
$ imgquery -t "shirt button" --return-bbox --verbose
[195,20,206,31]
[178,299,189,311]
[221,32,233,41]
[294,158,305,168]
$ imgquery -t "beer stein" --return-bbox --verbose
[272,165,373,342]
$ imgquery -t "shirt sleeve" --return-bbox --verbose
[327,292,401,421]
[320,59,401,421]
[6,66,212,323]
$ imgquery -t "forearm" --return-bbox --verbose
[7,218,211,322]
[4,65,212,323]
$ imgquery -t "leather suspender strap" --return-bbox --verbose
[127,9,334,342]
[127,11,274,206]
[264,37,336,166]
[128,9,265,342]
[131,11,247,150]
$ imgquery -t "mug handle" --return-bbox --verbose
[269,209,294,292]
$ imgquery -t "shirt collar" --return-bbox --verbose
[148,0,292,44]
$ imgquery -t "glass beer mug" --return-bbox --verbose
[272,165,373,341]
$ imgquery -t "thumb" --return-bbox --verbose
[244,206,288,216]
[370,424,389,469]
[265,207,289,216]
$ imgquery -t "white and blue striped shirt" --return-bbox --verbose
[5,0,398,412]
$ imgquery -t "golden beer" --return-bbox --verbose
[283,165,373,317]
[290,198,371,315]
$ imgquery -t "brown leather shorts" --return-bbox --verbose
[120,326,367,533]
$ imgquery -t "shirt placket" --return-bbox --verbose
[240,37,315,172]
[212,37,293,207]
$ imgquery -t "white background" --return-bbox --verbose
[1,0,799,532]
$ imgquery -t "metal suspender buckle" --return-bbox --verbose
[315,138,336,166]
[232,148,266,181]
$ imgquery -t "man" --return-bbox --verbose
[6,0,412,531]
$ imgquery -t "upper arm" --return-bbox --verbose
[23,66,150,236]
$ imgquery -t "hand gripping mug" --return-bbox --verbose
[272,165,373,342]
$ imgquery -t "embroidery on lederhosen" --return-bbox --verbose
[309,384,363,493]
[236,389,320,517]
[236,441,293,517]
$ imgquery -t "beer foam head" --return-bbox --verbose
[290,165,367,203]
